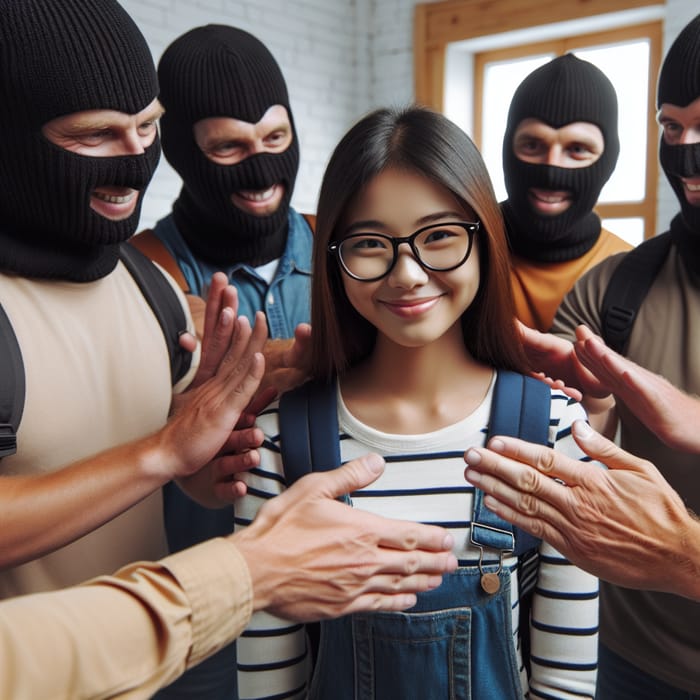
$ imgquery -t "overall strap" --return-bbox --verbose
[0,303,24,459]
[279,380,340,484]
[471,371,550,557]
[601,232,672,354]
[119,243,192,386]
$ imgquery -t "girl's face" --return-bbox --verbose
[337,167,481,349]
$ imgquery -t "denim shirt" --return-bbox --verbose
[152,208,313,337]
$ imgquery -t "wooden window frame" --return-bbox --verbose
[414,0,663,239]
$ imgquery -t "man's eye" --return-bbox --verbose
[80,130,111,144]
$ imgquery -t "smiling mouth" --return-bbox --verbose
[530,189,571,204]
[92,191,136,204]
[236,185,278,202]
[683,181,700,192]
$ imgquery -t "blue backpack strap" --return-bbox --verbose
[0,303,24,459]
[119,243,193,385]
[471,371,550,557]
[601,232,672,354]
[279,380,340,484]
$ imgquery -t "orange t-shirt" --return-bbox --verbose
[510,228,632,331]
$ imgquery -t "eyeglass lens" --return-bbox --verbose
[338,222,474,280]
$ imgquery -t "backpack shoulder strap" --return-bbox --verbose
[279,380,339,485]
[471,371,550,557]
[128,230,190,293]
[601,233,672,354]
[119,243,193,386]
[0,303,24,459]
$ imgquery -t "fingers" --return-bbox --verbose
[284,323,312,370]
[569,420,648,473]
[202,272,236,344]
[296,453,388,501]
[218,426,264,456]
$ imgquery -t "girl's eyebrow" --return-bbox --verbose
[344,211,467,236]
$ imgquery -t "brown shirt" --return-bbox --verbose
[0,538,253,700]
[552,243,700,693]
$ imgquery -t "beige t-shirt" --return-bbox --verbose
[552,243,700,693]
[0,262,196,597]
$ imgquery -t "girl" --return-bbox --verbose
[235,106,598,699]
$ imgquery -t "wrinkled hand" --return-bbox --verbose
[464,420,700,598]
[575,330,700,452]
[233,453,458,621]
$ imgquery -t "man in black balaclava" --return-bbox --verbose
[130,25,314,700]
[0,0,255,654]
[501,53,631,331]
[132,25,312,331]
[548,13,700,699]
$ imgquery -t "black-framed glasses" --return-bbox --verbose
[328,221,479,282]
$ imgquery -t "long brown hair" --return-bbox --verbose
[310,105,528,382]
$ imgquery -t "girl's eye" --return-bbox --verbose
[351,237,387,250]
[424,229,454,243]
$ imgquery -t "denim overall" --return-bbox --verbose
[307,490,528,700]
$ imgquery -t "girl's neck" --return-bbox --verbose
[340,327,493,434]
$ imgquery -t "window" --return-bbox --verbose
[474,25,660,245]
[414,0,664,242]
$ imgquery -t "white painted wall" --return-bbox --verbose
[122,0,698,234]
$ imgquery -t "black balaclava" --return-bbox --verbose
[502,54,620,262]
[158,25,300,268]
[0,0,160,282]
[657,12,700,255]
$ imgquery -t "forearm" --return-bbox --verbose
[0,432,174,568]
[0,538,252,700]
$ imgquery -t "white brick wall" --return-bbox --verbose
[121,0,697,234]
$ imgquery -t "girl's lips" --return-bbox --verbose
[381,296,442,318]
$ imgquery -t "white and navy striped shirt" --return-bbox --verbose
[235,373,599,699]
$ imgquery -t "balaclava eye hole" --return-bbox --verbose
[501,53,620,262]
[158,25,300,268]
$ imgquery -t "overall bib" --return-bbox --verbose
[307,490,529,700]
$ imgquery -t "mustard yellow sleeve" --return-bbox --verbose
[0,537,252,700]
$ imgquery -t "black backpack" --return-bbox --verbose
[0,243,192,459]
[600,232,672,354]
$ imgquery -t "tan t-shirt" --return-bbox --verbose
[510,227,632,332]
[552,243,700,693]
[0,262,196,597]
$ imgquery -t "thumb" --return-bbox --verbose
[313,453,386,499]
[571,420,638,471]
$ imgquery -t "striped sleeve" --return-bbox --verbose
[527,392,599,699]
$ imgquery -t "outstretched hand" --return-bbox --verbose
[258,322,313,396]
[233,453,458,621]
[574,330,700,452]
[162,307,268,482]
[464,421,700,598]
[518,321,609,399]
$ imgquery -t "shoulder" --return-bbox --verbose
[596,228,634,256]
